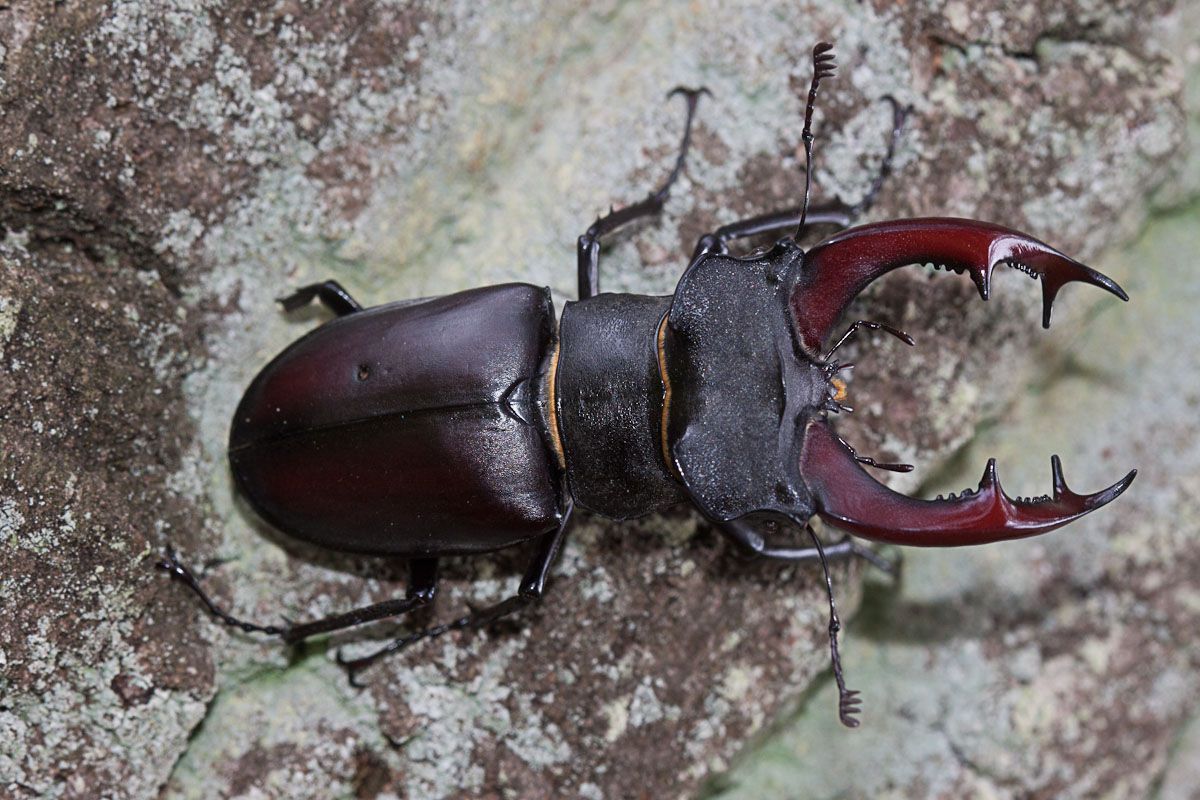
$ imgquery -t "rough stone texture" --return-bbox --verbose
[0,2,1191,799]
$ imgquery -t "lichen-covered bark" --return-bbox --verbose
[0,2,1191,799]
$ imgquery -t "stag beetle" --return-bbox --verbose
[160,43,1136,727]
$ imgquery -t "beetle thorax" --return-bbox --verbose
[554,293,687,519]
[659,245,822,522]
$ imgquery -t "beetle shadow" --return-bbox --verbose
[664,515,1033,648]
[852,572,1068,646]
[599,509,873,601]
[1036,349,1129,393]
[233,493,408,584]
[279,303,336,327]
[220,491,1009,654]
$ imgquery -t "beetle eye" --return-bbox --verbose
[356,364,371,381]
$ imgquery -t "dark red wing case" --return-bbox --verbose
[229,284,564,556]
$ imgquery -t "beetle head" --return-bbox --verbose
[662,240,826,524]
[661,218,1134,546]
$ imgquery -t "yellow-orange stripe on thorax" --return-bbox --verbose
[655,313,675,475]
[545,338,567,470]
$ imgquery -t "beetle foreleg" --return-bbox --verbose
[337,504,575,685]
[802,523,865,728]
[577,87,708,299]
[846,96,911,219]
[717,518,896,575]
[822,319,915,362]
[157,548,437,643]
[278,280,363,316]
[689,203,857,264]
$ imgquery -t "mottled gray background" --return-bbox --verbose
[1,1,1197,798]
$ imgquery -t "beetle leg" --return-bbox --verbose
[851,453,914,474]
[337,503,575,684]
[690,203,857,264]
[800,420,1137,546]
[157,548,437,643]
[281,559,438,644]
[795,42,838,236]
[278,280,363,316]
[689,96,910,264]
[801,523,864,728]
[717,518,896,574]
[830,429,915,475]
[845,96,910,219]
[577,87,708,299]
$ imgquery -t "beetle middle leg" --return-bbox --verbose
[278,279,363,316]
[157,549,438,643]
[576,86,708,300]
[336,502,575,684]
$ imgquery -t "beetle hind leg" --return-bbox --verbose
[278,279,363,316]
[157,548,438,644]
[337,503,575,685]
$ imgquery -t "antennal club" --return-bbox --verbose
[802,522,862,728]
[796,41,837,236]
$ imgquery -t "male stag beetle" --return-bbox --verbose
[160,43,1136,727]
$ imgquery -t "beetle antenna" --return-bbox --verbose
[796,42,837,237]
[823,319,915,363]
[804,523,863,728]
[835,433,915,473]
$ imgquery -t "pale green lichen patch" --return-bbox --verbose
[0,497,24,546]
[387,638,573,797]
[603,694,631,743]
[0,295,20,360]
[166,654,402,798]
